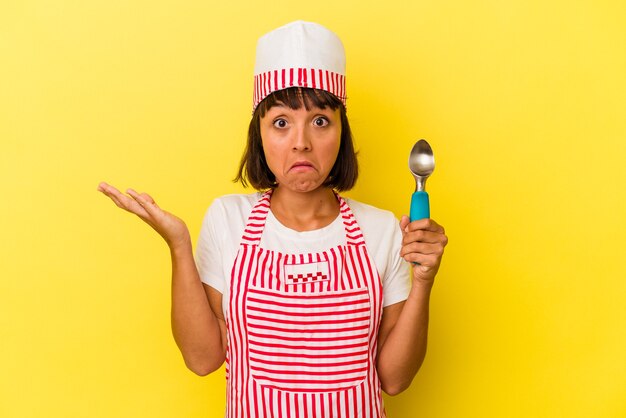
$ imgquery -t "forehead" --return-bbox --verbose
[264,101,337,114]
[258,87,340,117]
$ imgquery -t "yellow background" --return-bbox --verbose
[1,0,625,416]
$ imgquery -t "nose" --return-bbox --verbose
[292,125,311,151]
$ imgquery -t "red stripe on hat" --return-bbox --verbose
[339,73,344,101]
[261,72,267,100]
[339,74,344,100]
[261,73,267,100]
[336,73,341,100]
[259,73,264,101]
[325,71,331,95]
[274,70,278,93]
[337,73,341,99]
[319,69,324,91]
[338,73,342,99]
[311,69,316,89]
[253,75,257,108]
[281,69,286,89]
[289,68,294,87]
[303,67,307,87]
[298,68,302,86]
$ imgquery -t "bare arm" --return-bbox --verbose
[376,216,447,395]
[170,238,226,375]
[97,182,225,375]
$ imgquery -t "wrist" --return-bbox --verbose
[169,233,192,256]
[410,279,434,296]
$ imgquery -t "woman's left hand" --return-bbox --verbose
[399,216,448,286]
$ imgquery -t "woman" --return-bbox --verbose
[98,21,447,417]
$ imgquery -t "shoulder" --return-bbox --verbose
[210,192,263,211]
[344,198,398,228]
[343,197,400,244]
[205,192,263,219]
[200,192,263,236]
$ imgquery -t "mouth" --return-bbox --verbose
[290,161,315,171]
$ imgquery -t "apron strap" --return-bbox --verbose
[336,193,366,246]
[239,189,366,247]
[239,190,273,246]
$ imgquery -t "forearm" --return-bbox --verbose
[377,282,432,395]
[170,237,224,375]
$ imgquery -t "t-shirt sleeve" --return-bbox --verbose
[350,199,411,308]
[195,199,226,294]
[381,221,411,307]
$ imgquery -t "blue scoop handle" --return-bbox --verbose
[410,191,430,222]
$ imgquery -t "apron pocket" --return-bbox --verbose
[245,286,371,393]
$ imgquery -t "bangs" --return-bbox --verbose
[257,87,343,118]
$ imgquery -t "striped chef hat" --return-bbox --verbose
[253,21,347,110]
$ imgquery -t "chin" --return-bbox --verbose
[283,180,324,193]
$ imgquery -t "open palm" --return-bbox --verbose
[97,182,190,249]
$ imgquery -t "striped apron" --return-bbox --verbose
[226,190,386,418]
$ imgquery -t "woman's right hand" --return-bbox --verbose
[97,181,190,250]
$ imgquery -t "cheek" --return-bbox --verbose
[260,138,282,173]
[325,133,342,163]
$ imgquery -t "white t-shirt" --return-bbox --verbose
[196,193,411,317]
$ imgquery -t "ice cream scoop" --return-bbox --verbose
[408,139,435,221]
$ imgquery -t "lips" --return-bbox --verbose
[290,161,315,171]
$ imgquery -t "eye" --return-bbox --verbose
[273,118,288,128]
[313,117,329,127]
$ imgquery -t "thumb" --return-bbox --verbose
[399,215,410,233]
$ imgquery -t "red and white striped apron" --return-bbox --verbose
[225,191,386,418]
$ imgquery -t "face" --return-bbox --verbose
[260,102,341,193]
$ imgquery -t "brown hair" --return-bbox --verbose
[234,87,358,191]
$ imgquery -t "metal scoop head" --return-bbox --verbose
[409,139,435,192]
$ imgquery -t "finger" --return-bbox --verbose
[412,218,444,233]
[126,188,147,203]
[127,188,152,208]
[127,189,161,218]
[99,183,137,209]
[140,192,157,206]
[99,182,133,205]
[98,182,117,199]
[400,241,445,258]
[401,251,439,268]
[406,218,445,234]
[399,216,410,233]
[404,249,442,269]
[108,193,125,209]
[97,181,121,197]
[402,230,448,245]
[403,230,430,245]
[98,184,149,216]
[97,181,109,192]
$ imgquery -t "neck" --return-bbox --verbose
[270,186,340,232]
